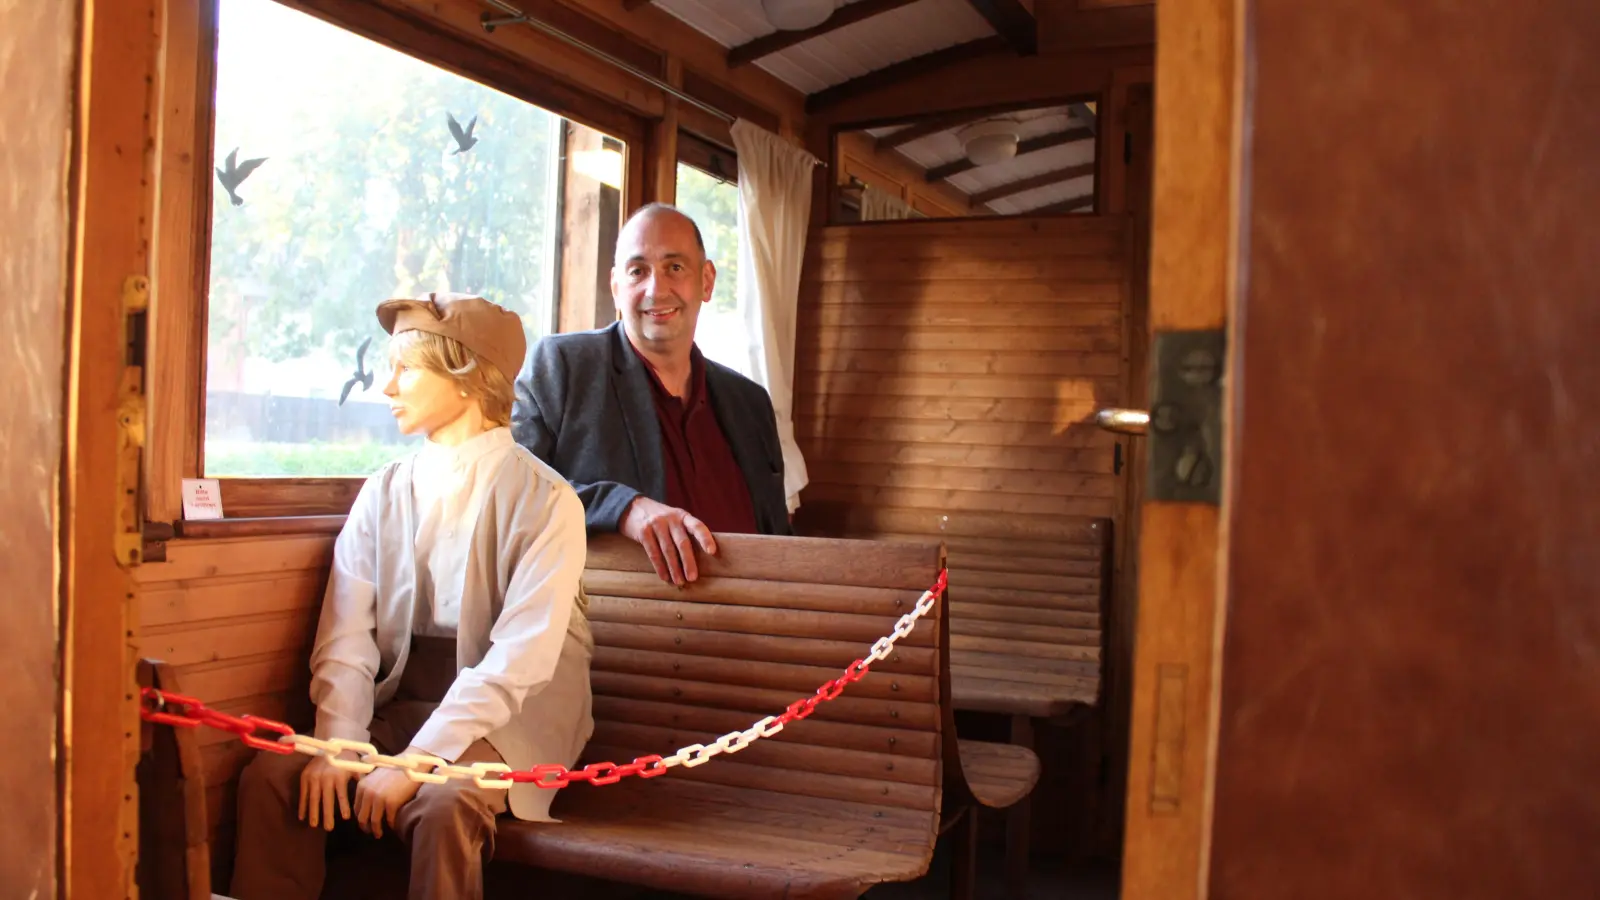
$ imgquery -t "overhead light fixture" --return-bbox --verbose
[959,119,1020,167]
[762,0,835,31]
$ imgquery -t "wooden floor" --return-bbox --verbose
[322,828,1119,900]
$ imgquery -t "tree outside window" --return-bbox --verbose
[674,161,750,377]
[204,0,589,477]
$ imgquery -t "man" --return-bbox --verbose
[512,203,791,585]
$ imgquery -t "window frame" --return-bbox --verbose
[148,0,658,527]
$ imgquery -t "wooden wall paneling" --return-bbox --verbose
[1117,0,1239,896]
[1209,1,1600,897]
[135,535,335,888]
[66,0,164,893]
[0,0,77,893]
[792,216,1130,858]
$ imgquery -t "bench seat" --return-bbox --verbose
[498,778,933,900]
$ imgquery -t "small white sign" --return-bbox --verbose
[181,478,224,520]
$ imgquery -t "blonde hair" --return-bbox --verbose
[389,329,514,426]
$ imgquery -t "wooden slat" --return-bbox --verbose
[581,743,937,812]
[950,618,1100,647]
[138,612,315,668]
[590,646,937,703]
[804,348,1123,378]
[798,462,1115,500]
[957,739,1041,808]
[798,440,1115,475]
[952,634,1099,663]
[803,483,1116,519]
[585,532,941,591]
[794,394,1116,429]
[807,325,1121,354]
[818,216,1125,241]
[797,417,1115,450]
[585,596,936,648]
[793,372,1120,401]
[588,622,935,675]
[809,233,1121,261]
[590,720,938,786]
[580,569,925,618]
[951,602,1100,630]
[800,504,1103,543]
[806,283,1122,313]
[172,652,309,707]
[138,534,335,584]
[589,671,938,731]
[588,696,937,758]
[810,255,1124,283]
[140,572,324,627]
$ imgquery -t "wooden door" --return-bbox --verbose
[1123,0,1600,898]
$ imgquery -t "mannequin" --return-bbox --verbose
[230,293,594,900]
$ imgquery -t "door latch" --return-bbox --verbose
[1146,329,1225,504]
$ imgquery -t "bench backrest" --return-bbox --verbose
[944,518,1111,715]
[571,532,949,821]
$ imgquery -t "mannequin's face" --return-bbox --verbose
[383,357,473,438]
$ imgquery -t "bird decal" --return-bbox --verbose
[338,336,374,406]
[447,112,479,155]
[215,147,268,207]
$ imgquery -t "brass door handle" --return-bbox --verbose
[1095,408,1149,435]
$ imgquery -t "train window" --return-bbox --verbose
[202,0,618,479]
[673,142,748,377]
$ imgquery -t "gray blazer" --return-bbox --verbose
[510,321,793,536]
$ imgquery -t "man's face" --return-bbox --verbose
[611,210,716,355]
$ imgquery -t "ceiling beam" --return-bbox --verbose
[963,0,1038,55]
[876,109,995,151]
[728,0,922,68]
[926,125,1094,181]
[806,36,1011,113]
[1024,194,1096,215]
[969,160,1096,205]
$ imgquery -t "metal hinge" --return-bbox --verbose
[114,274,149,569]
[1146,329,1225,504]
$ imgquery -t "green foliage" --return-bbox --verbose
[675,163,741,314]
[207,441,414,478]
[208,0,557,366]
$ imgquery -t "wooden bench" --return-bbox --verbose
[492,532,1039,899]
[945,519,1111,895]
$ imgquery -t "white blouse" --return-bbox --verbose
[308,426,594,822]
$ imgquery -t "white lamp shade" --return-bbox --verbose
[960,119,1020,166]
[762,0,836,30]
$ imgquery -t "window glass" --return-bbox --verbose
[204,0,577,477]
[674,161,749,377]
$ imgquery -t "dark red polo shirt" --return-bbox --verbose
[632,344,759,534]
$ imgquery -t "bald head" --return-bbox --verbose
[610,203,718,362]
[615,203,705,265]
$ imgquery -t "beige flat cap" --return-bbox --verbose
[376,292,526,381]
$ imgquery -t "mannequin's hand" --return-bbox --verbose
[620,496,717,586]
[353,763,424,839]
[299,751,359,831]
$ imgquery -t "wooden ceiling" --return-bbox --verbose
[624,0,1147,215]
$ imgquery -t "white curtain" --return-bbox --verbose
[859,183,920,221]
[730,118,817,513]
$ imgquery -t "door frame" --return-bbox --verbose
[1117,0,1243,898]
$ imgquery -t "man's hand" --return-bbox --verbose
[620,496,717,585]
[353,753,429,839]
[299,750,360,831]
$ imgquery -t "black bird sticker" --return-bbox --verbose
[447,113,479,155]
[338,336,373,406]
[215,147,268,207]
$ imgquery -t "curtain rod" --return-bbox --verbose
[480,0,734,123]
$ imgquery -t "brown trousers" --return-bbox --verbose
[231,638,507,900]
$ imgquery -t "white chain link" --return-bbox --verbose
[252,581,944,788]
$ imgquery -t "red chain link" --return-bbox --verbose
[139,570,947,788]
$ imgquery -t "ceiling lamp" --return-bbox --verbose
[762,0,835,30]
[959,119,1020,167]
